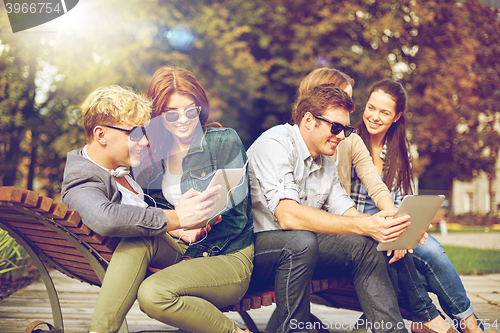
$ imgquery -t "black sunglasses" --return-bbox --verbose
[313,115,354,137]
[103,125,147,142]
[163,105,201,123]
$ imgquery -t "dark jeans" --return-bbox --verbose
[250,230,407,333]
[249,230,318,333]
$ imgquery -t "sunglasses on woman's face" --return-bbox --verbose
[103,125,147,142]
[162,105,201,123]
[313,114,354,137]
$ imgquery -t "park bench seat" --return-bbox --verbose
[0,186,411,333]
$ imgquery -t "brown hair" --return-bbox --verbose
[146,66,221,158]
[147,66,210,124]
[293,83,354,125]
[357,79,414,196]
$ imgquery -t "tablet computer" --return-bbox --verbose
[376,195,445,251]
[184,167,246,230]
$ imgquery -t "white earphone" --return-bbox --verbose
[108,166,130,177]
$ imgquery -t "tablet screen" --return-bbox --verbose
[376,195,445,251]
[183,167,246,230]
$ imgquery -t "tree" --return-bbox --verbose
[408,0,500,201]
[2,0,499,202]
[0,0,268,193]
[231,0,421,142]
[237,0,500,201]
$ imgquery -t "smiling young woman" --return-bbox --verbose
[133,65,255,333]
[353,79,486,333]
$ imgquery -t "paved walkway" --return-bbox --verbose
[431,232,500,250]
[0,233,499,332]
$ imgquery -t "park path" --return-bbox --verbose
[0,233,499,332]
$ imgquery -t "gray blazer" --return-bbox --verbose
[61,149,168,238]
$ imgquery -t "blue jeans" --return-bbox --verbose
[412,235,485,331]
[386,252,440,323]
[251,230,407,333]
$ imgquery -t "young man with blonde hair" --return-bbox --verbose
[61,85,220,333]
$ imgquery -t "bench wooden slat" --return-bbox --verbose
[36,243,88,256]
[0,213,46,223]
[33,195,53,212]
[55,210,81,228]
[0,186,23,202]
[43,250,95,264]
[228,302,240,312]
[66,224,92,235]
[20,190,41,207]
[310,279,321,293]
[25,234,76,247]
[8,222,59,232]
[89,238,119,252]
[59,264,99,276]
[240,297,252,311]
[8,226,64,238]
[261,291,275,306]
[52,257,96,270]
[41,202,68,219]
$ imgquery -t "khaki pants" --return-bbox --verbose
[89,234,253,333]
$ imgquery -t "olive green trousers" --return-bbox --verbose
[89,234,253,333]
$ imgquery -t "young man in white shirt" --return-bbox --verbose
[247,84,412,333]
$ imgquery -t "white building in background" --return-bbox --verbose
[452,155,500,215]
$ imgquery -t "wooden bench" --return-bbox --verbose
[0,186,411,333]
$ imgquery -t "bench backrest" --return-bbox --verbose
[0,186,412,317]
[0,186,119,286]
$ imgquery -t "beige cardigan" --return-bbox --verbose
[336,133,391,206]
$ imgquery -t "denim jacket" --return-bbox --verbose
[135,127,253,259]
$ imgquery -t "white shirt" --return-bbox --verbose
[81,145,148,208]
[162,158,182,207]
[247,124,354,232]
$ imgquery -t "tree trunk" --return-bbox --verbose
[488,172,496,215]
[3,132,21,186]
[27,134,36,191]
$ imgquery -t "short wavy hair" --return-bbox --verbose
[81,85,152,142]
[293,83,354,125]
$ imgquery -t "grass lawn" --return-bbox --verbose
[442,245,500,275]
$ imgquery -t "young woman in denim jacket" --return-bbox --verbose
[133,66,254,333]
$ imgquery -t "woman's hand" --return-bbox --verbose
[168,215,222,244]
[175,185,222,229]
[176,227,210,244]
[387,249,407,264]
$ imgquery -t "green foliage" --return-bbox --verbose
[0,0,499,196]
[408,0,500,187]
[442,245,500,275]
[449,213,500,227]
[0,0,269,193]
[0,229,33,281]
